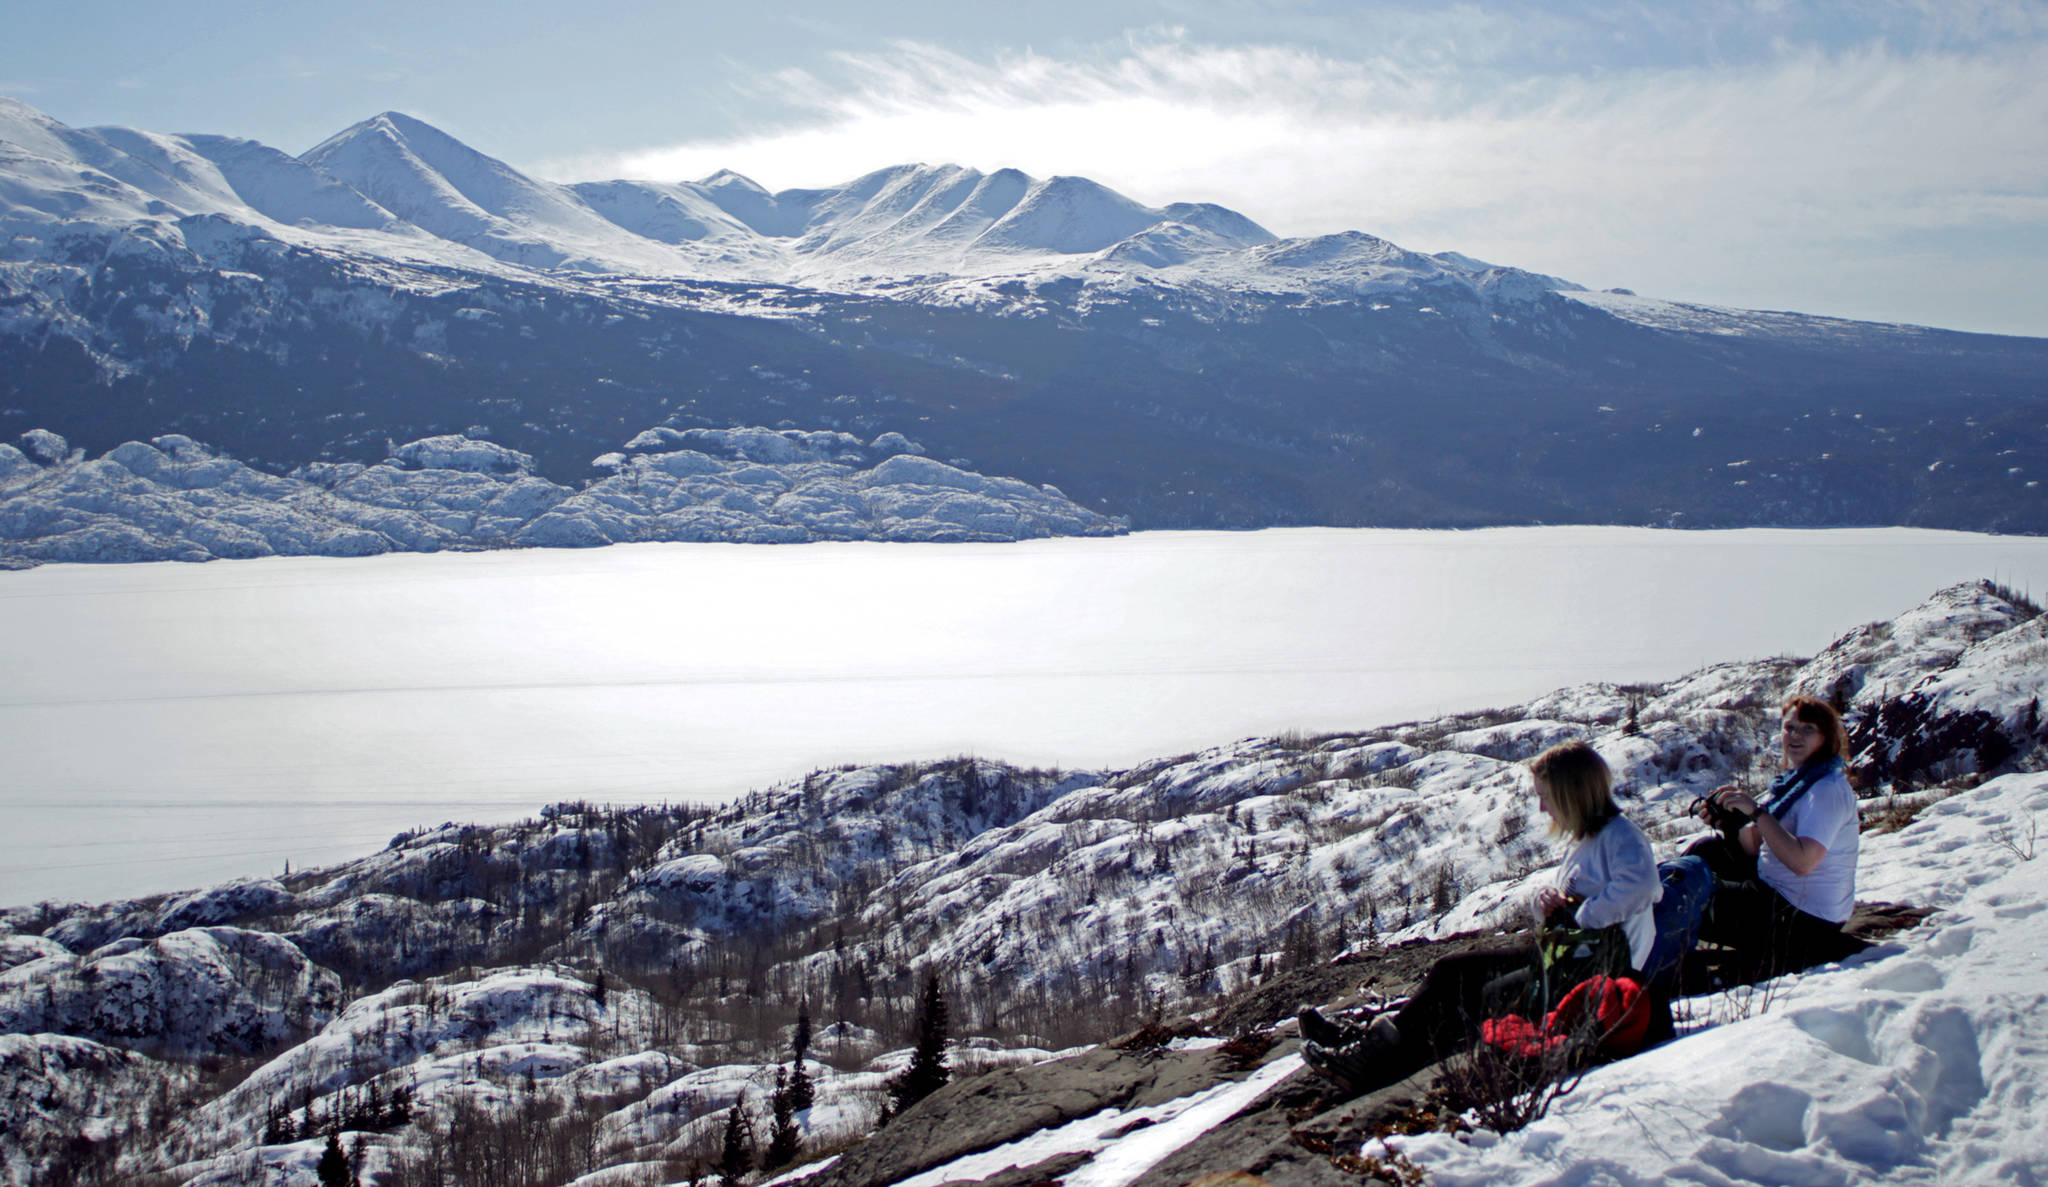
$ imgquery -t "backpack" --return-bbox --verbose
[1481,974,1653,1061]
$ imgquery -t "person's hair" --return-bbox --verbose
[1529,740,1615,840]
[1782,694,1849,762]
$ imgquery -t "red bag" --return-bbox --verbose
[1481,975,1652,1060]
[1479,1012,1561,1059]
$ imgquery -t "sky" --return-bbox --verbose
[2,0,2045,336]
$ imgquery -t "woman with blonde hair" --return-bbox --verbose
[1302,740,1660,1094]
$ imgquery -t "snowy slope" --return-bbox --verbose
[1,582,2041,1184]
[1385,772,2048,1187]
[829,773,2047,1187]
[299,112,703,275]
[1559,287,1959,349]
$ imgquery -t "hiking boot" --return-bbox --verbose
[1297,1006,1356,1048]
[1301,1016,1400,1095]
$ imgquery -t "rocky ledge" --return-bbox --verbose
[0,425,1125,567]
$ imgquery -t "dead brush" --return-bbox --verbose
[1863,782,1966,835]
[1110,1018,1178,1053]
[1427,1007,1604,1134]
[1216,1028,1277,1071]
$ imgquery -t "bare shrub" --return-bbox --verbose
[1993,815,2039,861]
[1430,1016,1596,1134]
[1862,783,1965,835]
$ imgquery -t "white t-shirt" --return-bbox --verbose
[1758,765,1859,923]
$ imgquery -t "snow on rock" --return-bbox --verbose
[0,1033,189,1185]
[888,1053,1302,1187]
[0,933,70,973]
[0,926,339,1058]
[514,430,1122,549]
[17,429,68,465]
[1795,582,2031,715]
[208,967,603,1122]
[1807,584,2048,784]
[1436,719,1588,763]
[0,423,1124,566]
[389,434,535,475]
[0,443,38,481]
[151,878,295,934]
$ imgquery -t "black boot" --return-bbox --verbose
[1301,1015,1400,1095]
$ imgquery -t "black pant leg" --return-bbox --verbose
[1390,946,1535,1069]
[1702,879,1850,979]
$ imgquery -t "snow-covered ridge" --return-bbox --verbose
[0,96,1573,305]
[0,425,1124,566]
[1559,288,1959,346]
[1,582,2042,1183]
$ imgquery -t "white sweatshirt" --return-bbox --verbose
[1555,813,1663,972]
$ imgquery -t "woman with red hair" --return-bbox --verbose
[1692,695,1862,975]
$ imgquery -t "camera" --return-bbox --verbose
[1691,793,1752,835]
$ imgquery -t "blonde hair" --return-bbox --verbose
[1529,740,1616,840]
[1782,695,1849,762]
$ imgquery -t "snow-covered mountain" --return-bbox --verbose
[6,96,2043,536]
[0,96,1436,295]
[3,581,2042,1183]
[1,93,1564,310]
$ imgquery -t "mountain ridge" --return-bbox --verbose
[3,96,2045,537]
[0,97,1610,298]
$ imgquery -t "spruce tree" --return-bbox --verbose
[790,1002,815,1111]
[316,1132,351,1187]
[717,1096,754,1187]
[884,973,950,1122]
[766,1067,800,1169]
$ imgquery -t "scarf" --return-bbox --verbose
[1760,755,1845,821]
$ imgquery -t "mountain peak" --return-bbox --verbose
[304,110,460,159]
[697,168,766,194]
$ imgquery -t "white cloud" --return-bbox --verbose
[535,32,2048,335]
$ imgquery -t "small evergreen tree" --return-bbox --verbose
[263,1100,294,1145]
[884,973,950,1122]
[717,1096,754,1187]
[789,1002,815,1111]
[765,1067,800,1169]
[316,1132,351,1187]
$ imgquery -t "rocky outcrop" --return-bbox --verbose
[0,1033,188,1186]
[1791,581,2048,783]
[0,927,339,1059]
[0,425,1125,566]
[814,1042,1256,1187]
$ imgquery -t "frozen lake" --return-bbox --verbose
[5,525,2048,907]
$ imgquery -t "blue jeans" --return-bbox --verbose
[1643,855,1714,991]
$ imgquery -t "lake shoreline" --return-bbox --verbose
[7,525,2048,905]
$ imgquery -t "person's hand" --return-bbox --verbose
[1534,886,1568,916]
[1718,791,1759,819]
[1695,785,1738,822]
